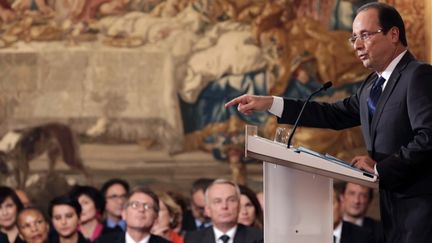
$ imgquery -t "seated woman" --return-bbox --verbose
[69,186,105,242]
[0,186,25,243]
[238,185,263,229]
[151,192,184,243]
[16,207,49,243]
[49,194,90,243]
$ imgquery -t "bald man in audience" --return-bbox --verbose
[185,179,263,243]
[341,182,383,243]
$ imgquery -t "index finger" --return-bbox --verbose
[225,96,243,108]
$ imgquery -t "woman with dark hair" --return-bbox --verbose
[0,186,25,243]
[16,207,49,243]
[238,185,263,229]
[69,186,105,242]
[49,195,90,243]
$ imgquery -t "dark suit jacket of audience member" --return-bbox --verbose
[362,217,384,243]
[95,231,172,243]
[184,224,263,243]
[182,210,198,232]
[49,232,90,243]
[341,221,375,243]
[0,232,25,243]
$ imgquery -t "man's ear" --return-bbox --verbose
[204,205,211,218]
[390,26,400,43]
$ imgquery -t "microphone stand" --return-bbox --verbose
[287,81,333,148]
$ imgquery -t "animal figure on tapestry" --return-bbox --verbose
[0,123,91,189]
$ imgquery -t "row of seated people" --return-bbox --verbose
[0,177,264,243]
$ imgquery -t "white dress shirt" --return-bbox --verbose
[213,225,237,243]
[125,232,150,243]
[333,221,342,243]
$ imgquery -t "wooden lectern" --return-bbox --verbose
[245,126,378,243]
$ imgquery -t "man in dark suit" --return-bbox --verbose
[96,187,171,243]
[182,178,214,232]
[184,179,263,243]
[225,2,432,243]
[340,182,383,243]
[334,188,374,243]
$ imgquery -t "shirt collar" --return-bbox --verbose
[195,219,212,228]
[379,50,407,89]
[125,232,150,243]
[213,225,237,243]
[106,219,127,231]
[342,215,364,226]
[333,221,342,243]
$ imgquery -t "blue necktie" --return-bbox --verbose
[367,76,386,117]
[220,235,230,243]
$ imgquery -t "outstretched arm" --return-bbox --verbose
[225,95,274,115]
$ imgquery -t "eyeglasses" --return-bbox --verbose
[126,201,154,211]
[348,29,383,45]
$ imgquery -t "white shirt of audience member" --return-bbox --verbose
[126,231,150,243]
[333,221,342,243]
[213,225,237,243]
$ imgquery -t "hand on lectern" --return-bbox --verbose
[351,155,376,174]
[225,95,273,115]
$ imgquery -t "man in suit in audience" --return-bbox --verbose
[182,178,214,232]
[96,187,171,243]
[100,178,130,235]
[341,182,383,243]
[184,179,263,243]
[334,187,375,243]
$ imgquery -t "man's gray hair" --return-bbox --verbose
[204,178,241,204]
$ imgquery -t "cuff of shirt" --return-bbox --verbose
[268,96,283,118]
[374,164,379,176]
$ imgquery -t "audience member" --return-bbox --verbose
[151,192,184,243]
[96,186,171,243]
[341,182,383,243]
[185,179,263,243]
[49,195,89,243]
[333,186,374,243]
[15,189,32,208]
[16,207,49,243]
[182,178,213,232]
[0,186,25,243]
[100,178,129,235]
[238,185,263,229]
[167,191,188,233]
[69,186,105,242]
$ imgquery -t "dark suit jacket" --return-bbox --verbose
[95,232,171,243]
[0,232,25,243]
[362,217,383,243]
[184,224,263,243]
[341,221,375,243]
[182,210,198,232]
[49,232,90,243]
[278,51,432,242]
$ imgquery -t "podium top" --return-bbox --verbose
[246,134,379,188]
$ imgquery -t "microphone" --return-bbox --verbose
[287,81,333,148]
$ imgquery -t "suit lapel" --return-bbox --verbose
[369,52,414,146]
[233,225,245,243]
[204,227,217,243]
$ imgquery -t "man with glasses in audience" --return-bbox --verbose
[96,187,171,243]
[100,178,130,235]
[225,2,432,242]
[185,179,262,243]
